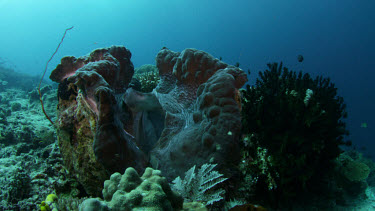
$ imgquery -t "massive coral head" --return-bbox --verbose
[150,48,247,180]
[50,46,145,196]
[50,46,248,197]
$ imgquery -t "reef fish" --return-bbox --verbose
[360,122,368,128]
[297,54,304,62]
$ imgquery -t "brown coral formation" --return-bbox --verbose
[50,46,147,196]
[50,46,247,196]
[148,48,247,178]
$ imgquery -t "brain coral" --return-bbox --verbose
[80,167,183,211]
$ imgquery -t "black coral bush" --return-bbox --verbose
[240,62,350,207]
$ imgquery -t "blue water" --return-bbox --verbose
[0,0,374,158]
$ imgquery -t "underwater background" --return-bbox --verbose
[0,0,374,210]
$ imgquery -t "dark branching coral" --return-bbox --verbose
[240,62,349,207]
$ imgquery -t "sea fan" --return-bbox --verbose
[172,163,228,205]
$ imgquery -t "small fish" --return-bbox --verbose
[360,122,368,128]
[297,54,304,62]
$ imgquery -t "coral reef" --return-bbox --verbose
[0,84,56,146]
[0,140,82,210]
[1,48,374,210]
[240,62,349,208]
[0,79,86,210]
[1,49,374,211]
[5,166,31,204]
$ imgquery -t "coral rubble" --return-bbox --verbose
[0,77,81,210]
